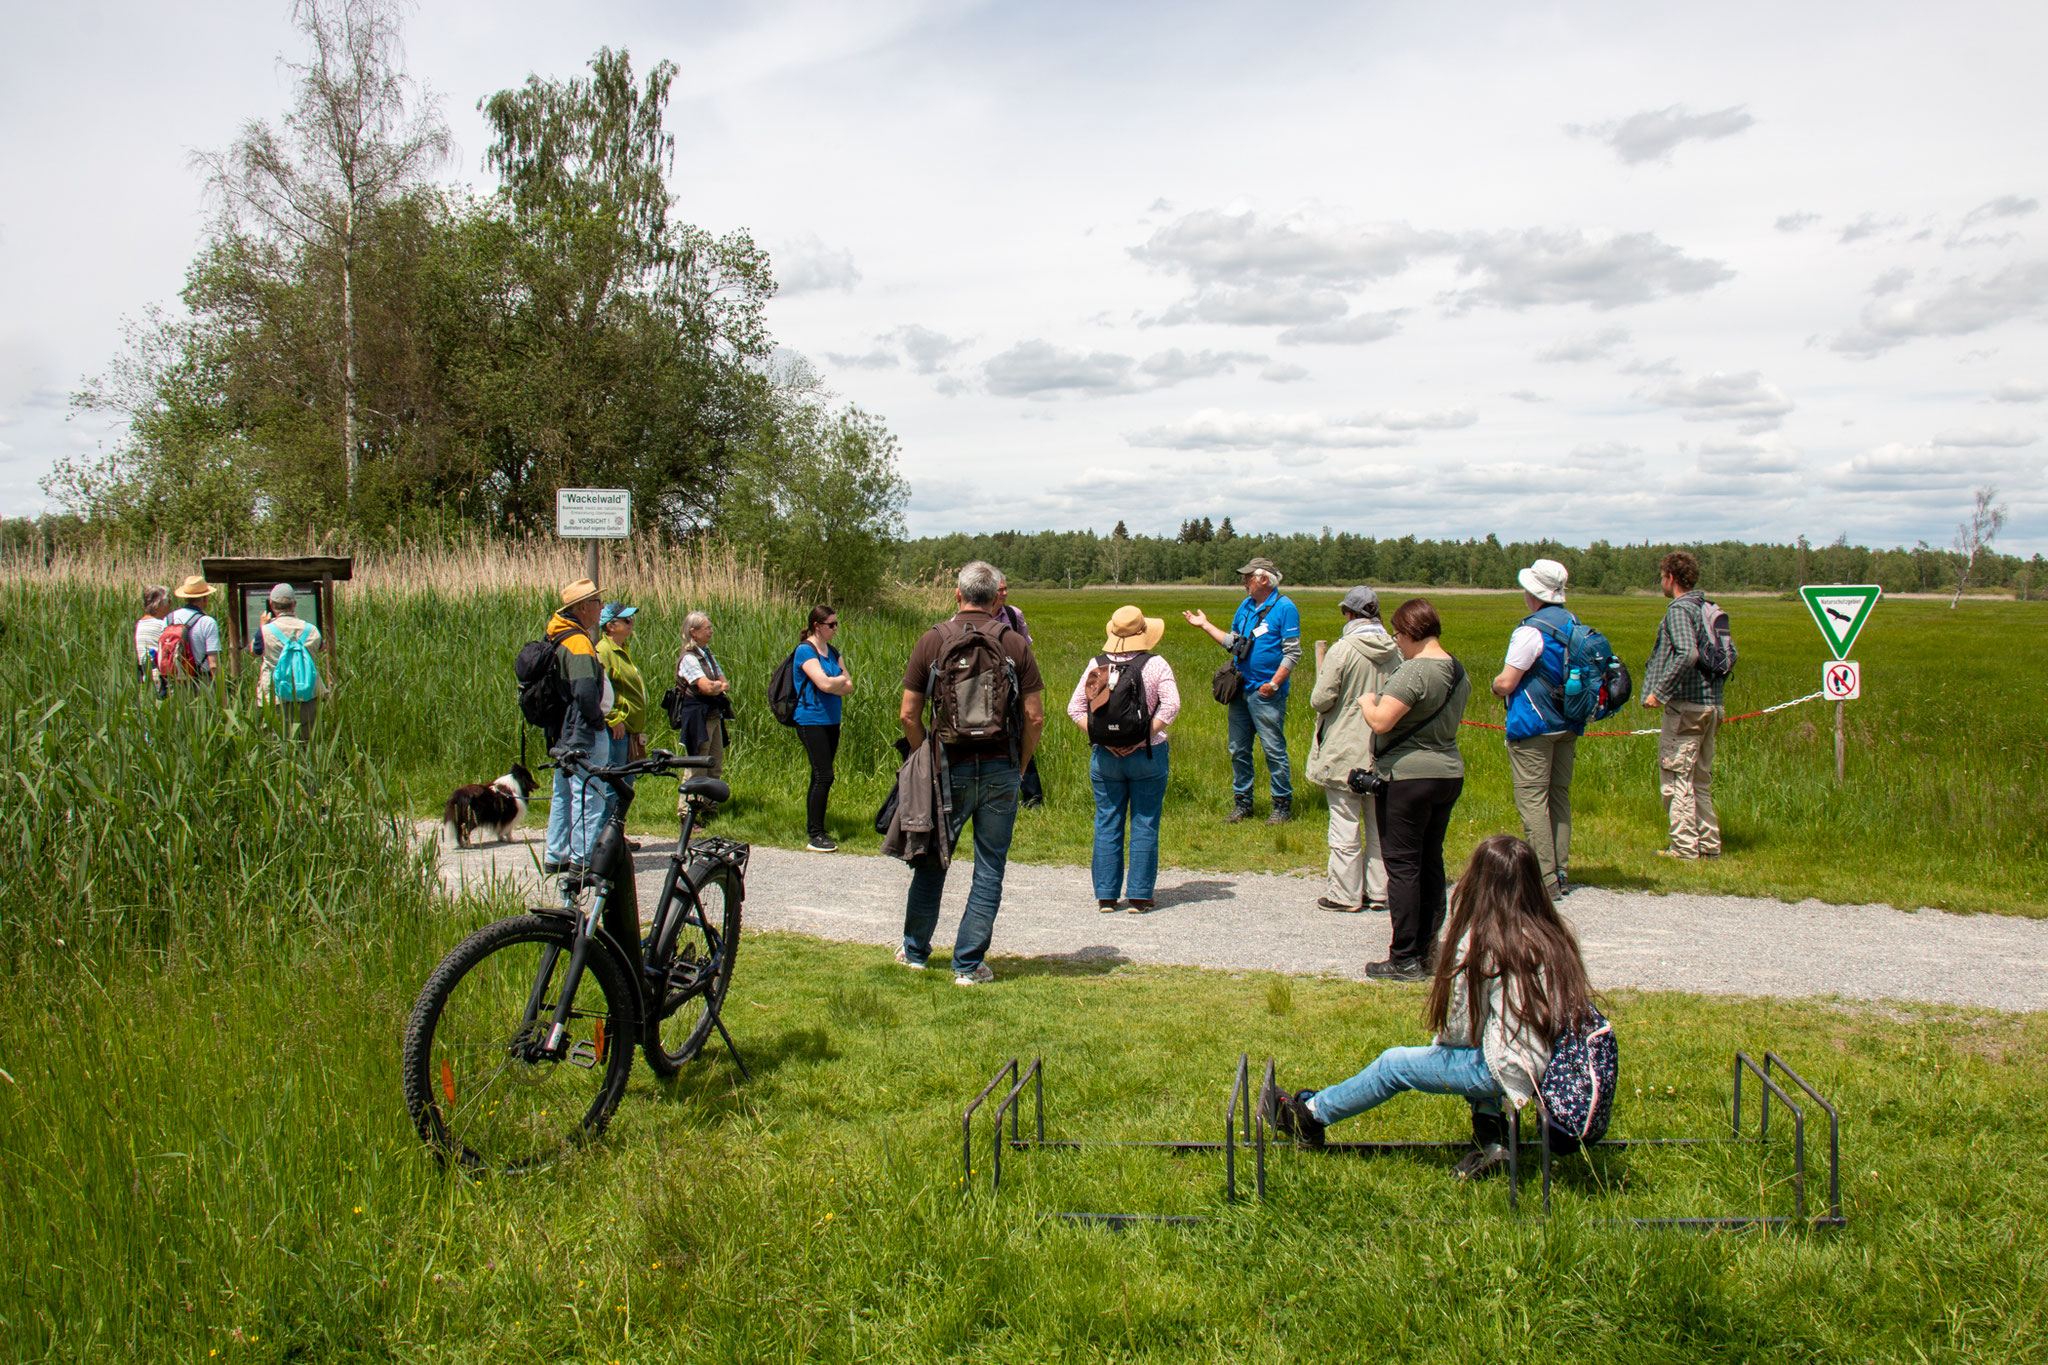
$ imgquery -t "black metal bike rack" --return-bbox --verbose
[960,1049,1845,1232]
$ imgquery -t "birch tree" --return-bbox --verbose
[1950,485,2008,607]
[195,0,448,511]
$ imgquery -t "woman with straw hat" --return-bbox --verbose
[1065,604,1180,912]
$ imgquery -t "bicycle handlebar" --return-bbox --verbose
[553,747,713,780]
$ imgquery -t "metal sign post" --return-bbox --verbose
[1800,585,1879,783]
[556,488,632,591]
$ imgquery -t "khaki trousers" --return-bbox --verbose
[1506,733,1576,883]
[1322,782,1388,907]
[1658,702,1721,856]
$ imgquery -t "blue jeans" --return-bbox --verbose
[607,732,637,791]
[1306,1044,1505,1126]
[1227,689,1292,803]
[902,756,1019,975]
[1089,742,1169,899]
[544,755,610,867]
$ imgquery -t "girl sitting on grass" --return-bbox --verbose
[1262,833,1598,1179]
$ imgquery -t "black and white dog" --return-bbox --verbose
[442,763,537,847]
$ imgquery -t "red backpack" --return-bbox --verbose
[155,611,202,681]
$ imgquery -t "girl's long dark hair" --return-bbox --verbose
[800,605,834,643]
[1424,834,1594,1049]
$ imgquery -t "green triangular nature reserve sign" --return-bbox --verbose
[1799,584,1881,659]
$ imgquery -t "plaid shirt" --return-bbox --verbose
[1645,590,1725,707]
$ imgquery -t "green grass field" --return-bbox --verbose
[3,574,2046,1361]
[66,577,2047,914]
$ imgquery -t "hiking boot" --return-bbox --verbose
[1365,901,1389,914]
[1269,1089,1327,1149]
[807,833,838,853]
[1098,899,1120,912]
[893,945,925,971]
[953,964,995,987]
[1365,956,1427,983]
[1315,897,1362,913]
[1452,1143,1513,1180]
[1655,848,1698,861]
[1224,799,1255,824]
[1266,800,1293,825]
[1125,899,1153,914]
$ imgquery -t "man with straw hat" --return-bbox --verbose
[1065,604,1181,912]
[156,575,223,689]
[541,578,614,874]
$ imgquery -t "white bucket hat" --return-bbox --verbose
[1518,558,1569,605]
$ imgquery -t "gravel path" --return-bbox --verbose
[433,829,2048,1013]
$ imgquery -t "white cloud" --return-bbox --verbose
[984,340,1136,397]
[1131,210,1452,286]
[1508,389,1548,403]
[1696,436,1801,475]
[1137,348,1266,384]
[1837,213,1900,245]
[1276,310,1406,345]
[1831,259,2048,355]
[1776,212,1820,233]
[1991,379,2046,403]
[1567,104,1755,165]
[1157,284,1349,326]
[1638,370,1794,433]
[894,324,971,375]
[1869,267,1914,296]
[1960,195,2039,231]
[1932,425,2038,447]
[1261,361,1310,383]
[1123,406,1473,451]
[1536,326,1631,363]
[1449,229,1733,311]
[1562,440,1644,472]
[774,233,862,295]
[824,347,898,370]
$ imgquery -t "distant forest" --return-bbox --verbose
[894,521,2046,596]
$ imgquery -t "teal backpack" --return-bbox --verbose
[273,627,319,702]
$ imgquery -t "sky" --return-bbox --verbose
[3,0,2045,552]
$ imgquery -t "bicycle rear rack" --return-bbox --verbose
[961,1049,1845,1231]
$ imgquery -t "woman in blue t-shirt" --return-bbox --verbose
[794,605,854,851]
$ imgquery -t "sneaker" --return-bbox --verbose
[953,964,995,987]
[541,857,568,874]
[807,833,838,853]
[1223,801,1255,824]
[1365,956,1427,983]
[1552,875,1572,899]
[1270,1089,1327,1149]
[1098,899,1120,913]
[1364,902,1389,914]
[1655,848,1698,861]
[1266,801,1293,825]
[1451,1143,1513,1180]
[1125,899,1153,914]
[893,946,925,971]
[1315,896,1362,913]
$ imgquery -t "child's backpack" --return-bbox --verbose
[1692,600,1738,681]
[155,612,201,682]
[1538,1005,1618,1155]
[766,650,802,727]
[927,620,1019,748]
[271,625,319,702]
[513,639,568,735]
[1083,652,1154,750]
[1531,617,1622,728]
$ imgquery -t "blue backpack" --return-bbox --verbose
[273,627,319,702]
[1531,617,1629,725]
[1538,1005,1617,1154]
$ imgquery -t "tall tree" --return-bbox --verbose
[195,0,449,511]
[1951,485,2008,607]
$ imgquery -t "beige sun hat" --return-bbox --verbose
[558,577,601,609]
[1102,604,1166,654]
[174,574,215,600]
[1517,559,1569,605]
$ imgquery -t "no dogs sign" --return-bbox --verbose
[1822,659,1861,701]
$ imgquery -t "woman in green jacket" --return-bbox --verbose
[596,602,648,787]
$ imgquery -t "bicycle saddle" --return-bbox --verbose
[681,776,730,804]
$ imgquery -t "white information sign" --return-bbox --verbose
[556,487,631,539]
[1822,659,1861,701]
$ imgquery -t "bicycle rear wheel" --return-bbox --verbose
[643,863,743,1076]
[401,913,638,1172]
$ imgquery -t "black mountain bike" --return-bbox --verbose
[401,748,749,1172]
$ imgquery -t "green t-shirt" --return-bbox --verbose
[1377,655,1470,781]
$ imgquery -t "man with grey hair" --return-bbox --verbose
[1183,555,1302,823]
[896,560,1046,985]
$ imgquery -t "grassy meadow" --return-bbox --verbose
[1,559,2045,1361]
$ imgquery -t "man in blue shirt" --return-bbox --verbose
[1183,555,1302,823]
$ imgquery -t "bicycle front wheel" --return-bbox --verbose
[401,914,638,1172]
[643,863,742,1076]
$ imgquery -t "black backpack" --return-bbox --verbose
[766,649,802,727]
[1084,652,1154,749]
[514,639,568,737]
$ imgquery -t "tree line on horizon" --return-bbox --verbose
[891,524,2045,597]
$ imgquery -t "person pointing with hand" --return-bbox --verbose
[1183,555,1301,824]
